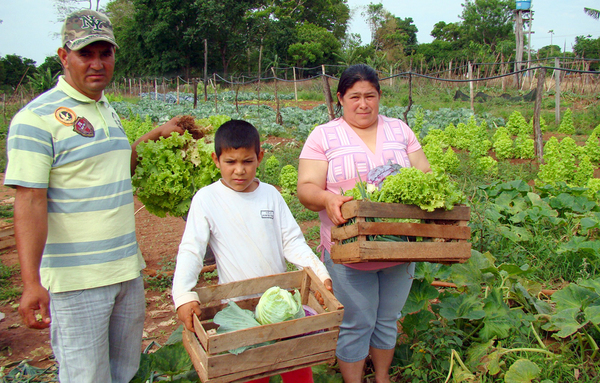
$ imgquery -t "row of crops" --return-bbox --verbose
[116,92,600,382]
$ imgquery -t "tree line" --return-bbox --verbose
[2,0,599,96]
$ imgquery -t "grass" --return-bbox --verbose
[0,261,20,301]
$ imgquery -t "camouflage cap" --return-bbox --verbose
[61,9,119,51]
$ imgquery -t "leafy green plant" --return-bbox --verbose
[263,155,281,185]
[279,165,298,195]
[558,108,576,134]
[133,131,220,218]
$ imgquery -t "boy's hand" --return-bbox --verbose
[177,301,202,332]
[315,279,334,306]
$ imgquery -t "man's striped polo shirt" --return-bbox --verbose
[5,76,144,293]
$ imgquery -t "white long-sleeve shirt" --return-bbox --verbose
[172,180,330,309]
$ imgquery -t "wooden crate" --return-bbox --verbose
[331,200,471,264]
[183,267,344,383]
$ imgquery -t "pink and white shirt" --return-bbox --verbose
[300,115,422,269]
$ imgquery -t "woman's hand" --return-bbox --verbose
[324,193,353,226]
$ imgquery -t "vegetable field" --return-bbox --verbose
[1,82,600,382]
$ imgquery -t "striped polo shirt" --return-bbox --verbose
[5,76,144,293]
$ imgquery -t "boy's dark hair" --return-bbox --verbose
[214,119,261,158]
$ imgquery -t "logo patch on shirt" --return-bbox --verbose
[261,210,274,219]
[54,107,77,126]
[73,117,95,137]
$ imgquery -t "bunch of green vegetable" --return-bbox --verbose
[132,131,220,218]
[344,167,464,211]
[377,167,464,211]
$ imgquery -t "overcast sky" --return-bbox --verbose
[1,0,599,66]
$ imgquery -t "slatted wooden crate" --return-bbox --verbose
[183,267,344,383]
[331,200,471,264]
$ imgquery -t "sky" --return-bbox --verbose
[0,0,599,66]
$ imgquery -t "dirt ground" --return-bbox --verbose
[0,180,200,373]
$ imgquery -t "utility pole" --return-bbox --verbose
[514,3,532,86]
[514,9,524,86]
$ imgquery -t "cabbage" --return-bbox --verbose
[255,286,305,325]
[213,301,273,354]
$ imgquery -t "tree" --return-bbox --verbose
[584,7,599,20]
[362,3,386,47]
[0,55,37,90]
[54,0,103,21]
[430,21,462,42]
[288,22,341,67]
[130,0,204,77]
[537,45,561,58]
[374,15,419,59]
[459,0,514,51]
[573,35,600,70]
[336,34,374,66]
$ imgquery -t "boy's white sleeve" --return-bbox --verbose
[172,195,211,309]
[278,196,331,283]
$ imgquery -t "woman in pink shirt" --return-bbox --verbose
[297,64,431,383]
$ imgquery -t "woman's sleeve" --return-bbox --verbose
[299,126,327,161]
[403,120,422,154]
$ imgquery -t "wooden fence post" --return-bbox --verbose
[293,67,298,102]
[402,72,413,124]
[193,78,198,109]
[321,65,335,120]
[272,67,282,125]
[468,62,474,112]
[555,58,561,124]
[213,73,218,113]
[204,39,208,102]
[533,67,546,163]
[258,41,263,116]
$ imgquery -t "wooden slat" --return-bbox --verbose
[341,200,471,220]
[307,293,326,314]
[195,270,304,303]
[205,351,336,383]
[331,221,471,242]
[205,330,338,379]
[303,267,343,312]
[183,326,210,383]
[331,242,471,264]
[205,311,342,354]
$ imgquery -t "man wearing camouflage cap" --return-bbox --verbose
[5,9,182,382]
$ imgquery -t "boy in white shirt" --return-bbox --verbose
[172,119,332,383]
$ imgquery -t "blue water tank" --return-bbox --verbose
[516,1,531,10]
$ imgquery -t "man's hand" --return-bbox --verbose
[19,283,51,329]
[177,301,202,332]
[131,116,185,175]
[155,116,184,139]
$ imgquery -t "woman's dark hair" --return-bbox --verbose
[214,119,261,158]
[335,64,381,115]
